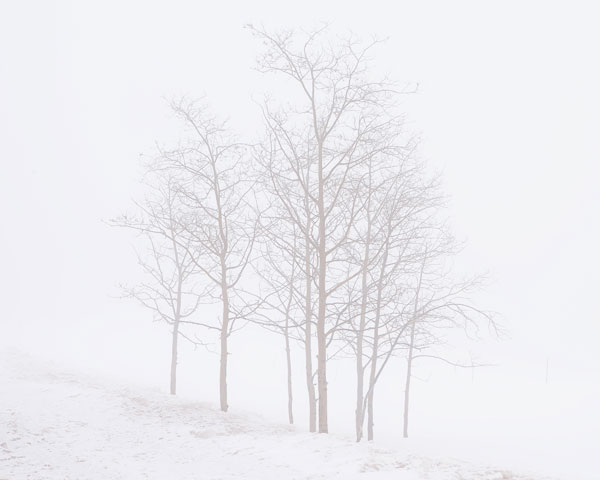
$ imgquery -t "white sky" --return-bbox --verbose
[1,1,599,474]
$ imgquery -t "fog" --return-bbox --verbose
[1,2,599,479]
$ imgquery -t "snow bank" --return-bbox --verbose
[0,350,561,480]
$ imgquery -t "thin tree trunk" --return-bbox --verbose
[170,317,179,395]
[356,173,373,442]
[356,230,371,441]
[305,324,316,431]
[367,238,387,441]
[304,227,317,432]
[366,388,374,440]
[403,325,415,438]
[355,280,366,442]
[317,140,328,434]
[403,253,425,438]
[317,286,327,434]
[170,241,183,396]
[220,261,229,412]
[355,332,364,441]
[366,299,381,441]
[305,333,316,431]
[284,315,294,424]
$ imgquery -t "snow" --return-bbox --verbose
[0,351,561,480]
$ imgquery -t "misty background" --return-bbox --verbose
[1,1,599,477]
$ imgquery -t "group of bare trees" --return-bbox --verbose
[112,26,494,441]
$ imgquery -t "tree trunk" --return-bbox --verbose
[304,227,317,432]
[220,268,229,412]
[403,254,424,438]
[367,384,375,440]
[316,308,327,434]
[170,317,179,395]
[305,322,317,432]
[367,239,387,441]
[366,317,379,441]
[356,185,372,442]
[366,321,379,441]
[317,142,328,434]
[355,244,370,442]
[284,317,294,424]
[355,350,364,441]
[170,240,183,396]
[403,330,415,438]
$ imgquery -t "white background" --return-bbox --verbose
[1,1,599,477]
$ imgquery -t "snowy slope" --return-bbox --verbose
[0,351,558,480]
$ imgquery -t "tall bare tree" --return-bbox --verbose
[111,174,204,395]
[254,132,319,430]
[157,100,259,412]
[338,150,442,441]
[400,241,495,438]
[250,214,298,425]
[250,24,415,433]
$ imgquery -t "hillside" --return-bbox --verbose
[0,351,557,480]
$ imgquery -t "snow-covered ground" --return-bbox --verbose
[0,350,561,480]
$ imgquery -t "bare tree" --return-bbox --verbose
[111,174,204,395]
[253,128,320,430]
[252,218,305,425]
[339,151,441,441]
[400,244,495,438]
[250,24,414,433]
[157,100,259,412]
